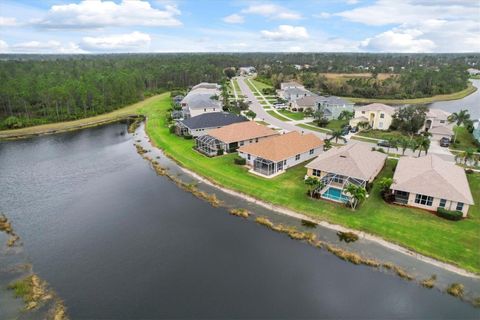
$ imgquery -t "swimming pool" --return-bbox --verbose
[322,187,350,203]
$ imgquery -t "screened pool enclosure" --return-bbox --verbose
[195,135,224,156]
[253,157,284,176]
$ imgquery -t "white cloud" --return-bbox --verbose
[222,14,244,24]
[261,25,309,41]
[80,31,151,51]
[34,0,181,29]
[2,40,87,53]
[360,29,436,53]
[0,40,9,53]
[242,4,302,20]
[313,12,331,19]
[346,0,359,4]
[0,17,18,26]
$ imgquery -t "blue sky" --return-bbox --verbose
[0,0,479,53]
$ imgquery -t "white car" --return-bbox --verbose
[273,103,286,109]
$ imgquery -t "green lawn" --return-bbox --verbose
[451,126,480,152]
[250,78,273,91]
[278,109,305,120]
[140,93,480,273]
[326,119,348,131]
[232,78,241,93]
[357,129,407,141]
[267,110,291,121]
[297,123,331,133]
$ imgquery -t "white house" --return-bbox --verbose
[238,131,324,177]
[181,83,222,118]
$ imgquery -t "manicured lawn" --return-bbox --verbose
[278,109,305,120]
[451,126,480,151]
[326,119,348,131]
[357,129,407,141]
[267,110,291,121]
[250,78,273,91]
[232,78,241,93]
[297,123,331,133]
[141,93,480,273]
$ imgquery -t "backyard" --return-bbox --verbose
[278,109,305,120]
[451,126,480,151]
[141,93,480,274]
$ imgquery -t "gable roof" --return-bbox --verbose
[306,143,387,181]
[181,91,221,109]
[192,82,220,90]
[318,95,351,106]
[284,87,312,96]
[427,108,451,120]
[238,131,323,162]
[179,112,247,130]
[295,94,321,107]
[391,155,474,204]
[208,121,278,143]
[355,103,396,115]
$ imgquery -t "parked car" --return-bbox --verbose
[439,137,451,147]
[350,126,359,133]
[377,140,391,148]
[273,103,286,109]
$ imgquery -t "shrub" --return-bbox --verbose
[183,135,193,140]
[465,169,474,174]
[169,125,175,133]
[217,149,224,156]
[3,116,24,129]
[376,147,386,153]
[292,108,297,112]
[234,156,246,165]
[447,283,464,297]
[298,108,304,112]
[437,207,463,221]
[383,192,395,203]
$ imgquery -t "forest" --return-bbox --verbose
[0,53,478,129]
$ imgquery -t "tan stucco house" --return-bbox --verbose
[350,103,396,130]
[390,155,474,217]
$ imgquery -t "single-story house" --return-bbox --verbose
[280,82,304,90]
[195,121,278,156]
[291,95,321,111]
[390,155,474,217]
[305,143,387,203]
[317,96,354,120]
[181,83,222,118]
[349,103,396,130]
[238,131,324,177]
[176,112,247,137]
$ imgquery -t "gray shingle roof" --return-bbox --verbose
[180,112,248,130]
[318,96,351,106]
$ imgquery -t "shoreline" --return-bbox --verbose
[343,82,477,105]
[141,119,479,279]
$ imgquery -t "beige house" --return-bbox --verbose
[390,155,474,217]
[305,143,387,203]
[195,121,278,156]
[350,103,396,130]
[238,131,323,177]
[424,108,453,140]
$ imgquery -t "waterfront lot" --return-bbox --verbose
[141,93,480,273]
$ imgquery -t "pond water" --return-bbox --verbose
[428,79,480,119]
[0,123,478,319]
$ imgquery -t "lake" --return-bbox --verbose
[0,122,478,318]
[429,79,480,119]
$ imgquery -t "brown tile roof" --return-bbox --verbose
[208,121,278,143]
[355,103,396,115]
[305,143,387,181]
[391,155,474,204]
[238,131,323,162]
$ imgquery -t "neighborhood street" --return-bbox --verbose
[236,76,456,163]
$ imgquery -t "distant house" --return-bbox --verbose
[195,121,278,156]
[349,103,396,130]
[181,83,222,118]
[317,96,354,120]
[279,87,313,102]
[239,66,256,75]
[238,131,323,177]
[390,155,474,217]
[291,95,321,111]
[467,68,480,76]
[173,95,184,105]
[424,108,453,140]
[305,143,387,203]
[176,112,247,137]
[280,82,304,90]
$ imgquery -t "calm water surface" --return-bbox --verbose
[0,123,478,319]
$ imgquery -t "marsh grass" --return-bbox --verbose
[447,283,465,297]
[420,275,437,288]
[229,208,250,218]
[337,231,359,243]
[301,219,317,228]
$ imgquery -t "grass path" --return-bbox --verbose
[141,93,480,274]
[344,83,477,104]
[0,95,165,140]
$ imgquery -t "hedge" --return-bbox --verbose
[234,157,246,165]
[437,207,463,221]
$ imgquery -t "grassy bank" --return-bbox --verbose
[357,129,406,141]
[451,126,480,152]
[343,82,477,104]
[140,93,480,274]
[0,95,164,140]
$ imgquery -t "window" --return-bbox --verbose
[415,194,433,206]
[332,176,344,184]
[309,149,314,155]
[284,160,287,165]
[239,141,244,146]
[247,154,251,160]
[295,154,300,161]
[361,111,365,114]
[378,122,383,128]
[456,202,464,211]
[312,169,321,177]
[380,113,385,118]
[213,108,216,111]
[204,108,206,112]
[255,138,259,143]
[440,120,445,124]
[439,199,447,208]
[249,140,253,143]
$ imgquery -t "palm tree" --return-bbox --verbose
[419,137,431,156]
[398,137,410,155]
[448,109,471,143]
[378,177,393,195]
[410,139,420,156]
[344,184,367,210]
[323,139,332,151]
[386,138,398,154]
[245,110,256,120]
[329,130,346,144]
[305,176,323,197]
[338,110,354,121]
[455,148,475,165]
